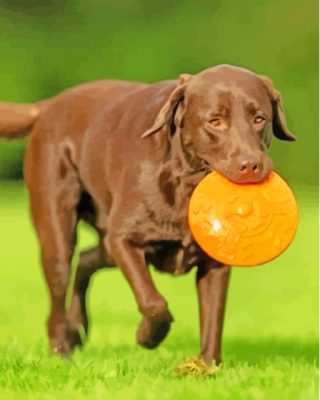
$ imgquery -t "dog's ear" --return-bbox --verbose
[260,76,296,141]
[141,73,192,138]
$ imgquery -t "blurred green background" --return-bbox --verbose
[0,0,318,185]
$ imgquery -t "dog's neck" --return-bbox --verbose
[157,130,208,216]
[164,129,207,178]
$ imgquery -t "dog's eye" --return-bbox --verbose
[254,115,266,124]
[206,117,228,134]
[210,118,221,127]
[209,118,222,127]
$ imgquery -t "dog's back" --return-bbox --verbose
[0,79,145,145]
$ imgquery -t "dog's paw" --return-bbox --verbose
[136,310,174,349]
[50,326,83,356]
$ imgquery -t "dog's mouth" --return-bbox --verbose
[198,160,211,174]
[199,159,273,183]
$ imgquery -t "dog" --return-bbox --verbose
[0,65,295,365]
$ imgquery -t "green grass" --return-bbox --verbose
[0,181,318,399]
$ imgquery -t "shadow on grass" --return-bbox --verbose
[225,337,318,365]
[165,334,318,365]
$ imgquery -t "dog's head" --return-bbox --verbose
[142,65,296,183]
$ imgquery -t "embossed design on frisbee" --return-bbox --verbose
[188,171,298,266]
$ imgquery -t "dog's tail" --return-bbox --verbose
[0,100,51,139]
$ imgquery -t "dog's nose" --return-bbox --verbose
[236,155,263,181]
[239,159,261,174]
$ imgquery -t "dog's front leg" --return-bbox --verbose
[106,234,173,348]
[196,260,231,365]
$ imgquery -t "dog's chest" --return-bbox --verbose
[140,163,205,242]
[146,238,207,275]
[137,172,209,274]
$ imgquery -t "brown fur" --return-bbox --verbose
[0,65,295,364]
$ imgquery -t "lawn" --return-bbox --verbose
[0,181,318,400]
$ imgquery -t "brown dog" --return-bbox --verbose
[0,65,295,365]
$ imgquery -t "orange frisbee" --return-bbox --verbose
[188,171,298,267]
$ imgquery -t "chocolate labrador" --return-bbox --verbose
[0,65,295,365]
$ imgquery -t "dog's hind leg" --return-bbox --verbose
[67,242,116,342]
[25,136,82,355]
